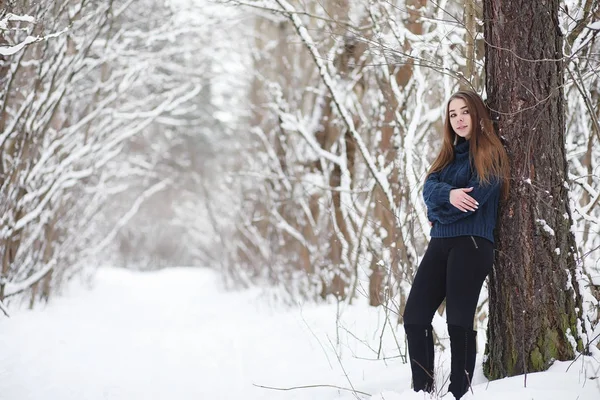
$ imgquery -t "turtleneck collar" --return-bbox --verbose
[455,137,470,158]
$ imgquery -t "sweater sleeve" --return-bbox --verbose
[434,173,501,225]
[422,171,455,210]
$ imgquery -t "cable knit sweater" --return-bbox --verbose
[423,138,501,244]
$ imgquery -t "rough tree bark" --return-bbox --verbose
[483,0,585,379]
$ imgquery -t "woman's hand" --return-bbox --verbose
[449,187,479,212]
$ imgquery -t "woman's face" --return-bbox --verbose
[448,97,472,140]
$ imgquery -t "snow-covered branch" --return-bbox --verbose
[274,0,395,210]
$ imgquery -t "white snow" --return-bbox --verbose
[536,219,556,236]
[0,13,35,29]
[0,267,598,400]
[0,36,38,56]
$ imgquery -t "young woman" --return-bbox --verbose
[402,91,510,399]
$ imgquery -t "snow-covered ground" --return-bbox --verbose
[0,267,598,400]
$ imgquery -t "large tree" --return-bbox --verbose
[483,0,585,378]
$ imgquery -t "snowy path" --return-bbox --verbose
[0,268,407,400]
[0,267,598,400]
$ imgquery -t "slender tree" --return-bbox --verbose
[483,0,586,378]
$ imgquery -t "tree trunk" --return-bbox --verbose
[483,0,585,379]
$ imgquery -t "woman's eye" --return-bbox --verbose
[450,114,456,118]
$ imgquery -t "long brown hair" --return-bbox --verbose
[428,91,510,201]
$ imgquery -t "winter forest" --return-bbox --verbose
[1,0,600,399]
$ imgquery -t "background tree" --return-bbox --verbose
[96,0,246,271]
[0,0,125,307]
[0,0,248,309]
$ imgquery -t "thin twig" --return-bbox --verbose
[327,336,364,400]
[0,299,10,318]
[252,382,371,397]
[298,304,334,370]
[566,332,600,372]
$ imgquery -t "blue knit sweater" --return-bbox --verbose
[423,138,501,244]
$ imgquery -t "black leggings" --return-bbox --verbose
[403,235,494,329]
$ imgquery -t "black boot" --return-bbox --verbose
[447,324,477,399]
[404,324,434,393]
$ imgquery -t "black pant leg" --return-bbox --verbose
[445,235,493,328]
[403,238,448,393]
[403,238,448,326]
[445,236,493,398]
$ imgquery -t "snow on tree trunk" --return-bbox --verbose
[483,0,585,379]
